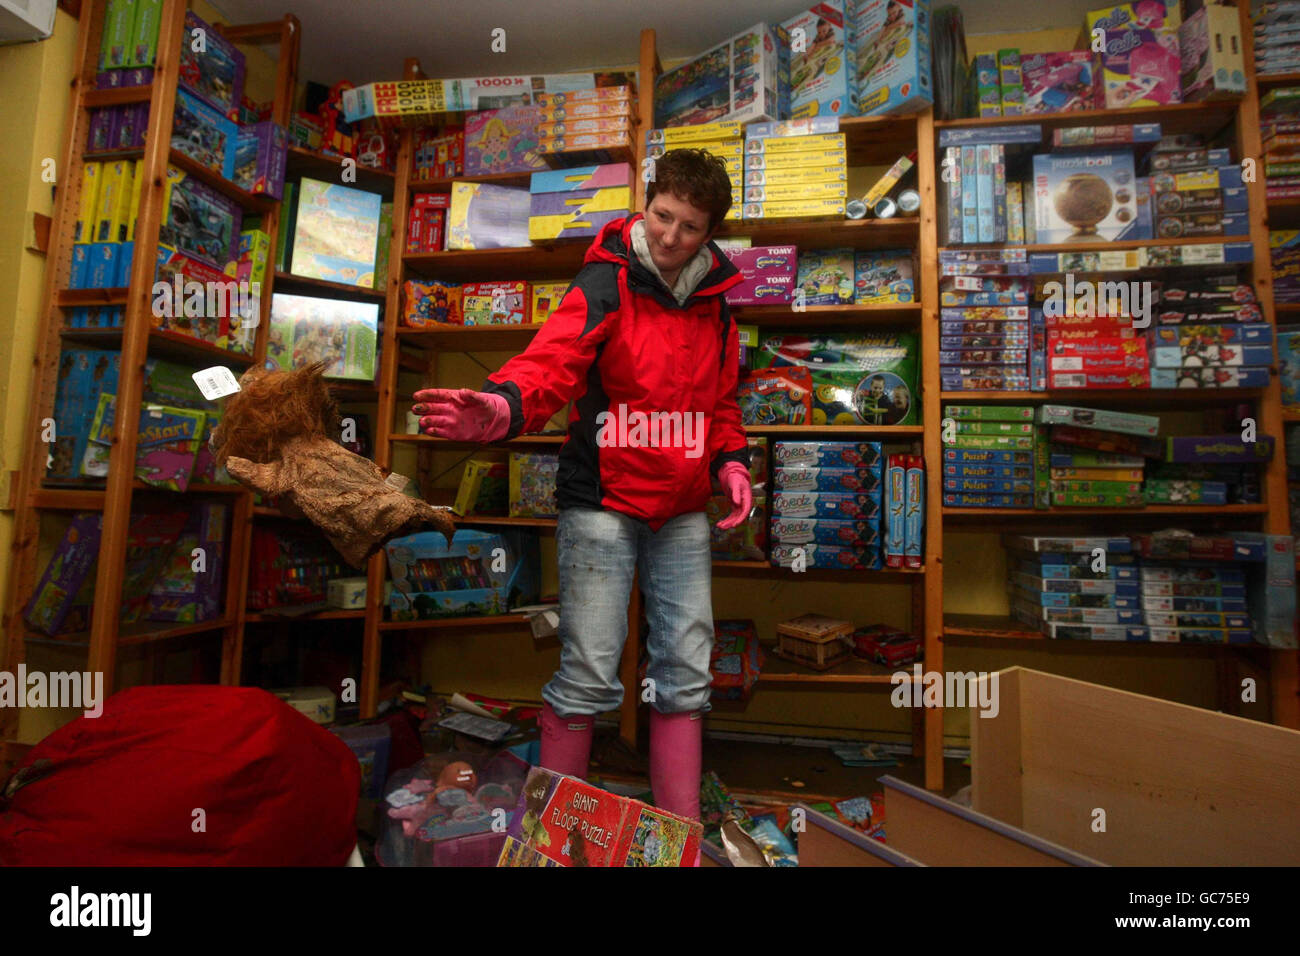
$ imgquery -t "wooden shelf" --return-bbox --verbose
[454,515,558,528]
[729,303,921,325]
[404,243,591,282]
[933,99,1240,139]
[712,560,923,581]
[1284,409,1300,423]
[745,425,923,437]
[939,389,1265,407]
[943,613,1273,651]
[757,654,905,684]
[272,270,386,301]
[943,614,1040,641]
[938,235,1253,255]
[244,608,366,622]
[411,170,535,192]
[83,85,154,107]
[168,148,276,213]
[57,287,129,306]
[285,146,396,196]
[29,616,234,648]
[379,613,533,631]
[715,216,918,249]
[31,482,246,510]
[59,326,258,366]
[1256,71,1300,90]
[393,433,567,448]
[943,503,1268,525]
[397,323,548,350]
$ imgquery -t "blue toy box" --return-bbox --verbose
[385,528,539,621]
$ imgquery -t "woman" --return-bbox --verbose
[412,150,752,848]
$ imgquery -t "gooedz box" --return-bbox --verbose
[654,22,789,128]
[386,528,538,621]
[1098,27,1182,108]
[755,332,919,426]
[773,440,882,469]
[498,765,702,867]
[783,1,858,118]
[772,491,882,520]
[770,542,882,569]
[852,0,934,117]
[1032,150,1140,244]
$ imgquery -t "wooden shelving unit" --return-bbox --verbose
[0,0,301,764]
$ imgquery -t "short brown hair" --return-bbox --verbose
[645,148,733,233]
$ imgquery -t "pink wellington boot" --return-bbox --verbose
[539,702,594,779]
[649,708,704,867]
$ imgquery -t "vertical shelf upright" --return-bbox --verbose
[1,0,299,768]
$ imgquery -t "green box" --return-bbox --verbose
[954,421,1035,436]
[373,202,393,291]
[755,332,919,426]
[1051,491,1145,507]
[127,0,162,67]
[945,434,1035,450]
[943,405,1035,421]
[99,0,137,70]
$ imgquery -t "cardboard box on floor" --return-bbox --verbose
[497,766,702,867]
[971,667,1300,866]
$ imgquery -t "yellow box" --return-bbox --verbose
[646,121,744,144]
[75,162,102,244]
[741,197,845,220]
[536,116,632,139]
[743,181,848,202]
[531,280,571,324]
[94,160,132,244]
[539,131,634,153]
[743,132,845,153]
[541,100,632,120]
[744,150,848,170]
[528,186,633,241]
[742,165,849,186]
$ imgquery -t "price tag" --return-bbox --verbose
[384,472,410,491]
[192,366,241,400]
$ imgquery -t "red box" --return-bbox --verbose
[849,625,921,666]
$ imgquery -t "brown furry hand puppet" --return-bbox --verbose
[210,362,455,568]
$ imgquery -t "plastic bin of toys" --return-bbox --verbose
[376,749,529,867]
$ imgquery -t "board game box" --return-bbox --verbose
[268,292,378,381]
[754,331,919,425]
[291,178,383,287]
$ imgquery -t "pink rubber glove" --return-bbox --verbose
[411,388,511,443]
[715,461,753,530]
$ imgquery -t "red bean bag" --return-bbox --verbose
[0,685,359,865]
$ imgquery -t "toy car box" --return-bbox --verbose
[385,528,539,621]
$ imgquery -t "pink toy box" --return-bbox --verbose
[1020,52,1098,113]
[1098,28,1182,108]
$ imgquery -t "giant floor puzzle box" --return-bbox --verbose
[497,766,702,867]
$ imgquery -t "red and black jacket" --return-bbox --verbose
[482,213,748,531]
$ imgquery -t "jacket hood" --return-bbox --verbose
[584,213,743,302]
